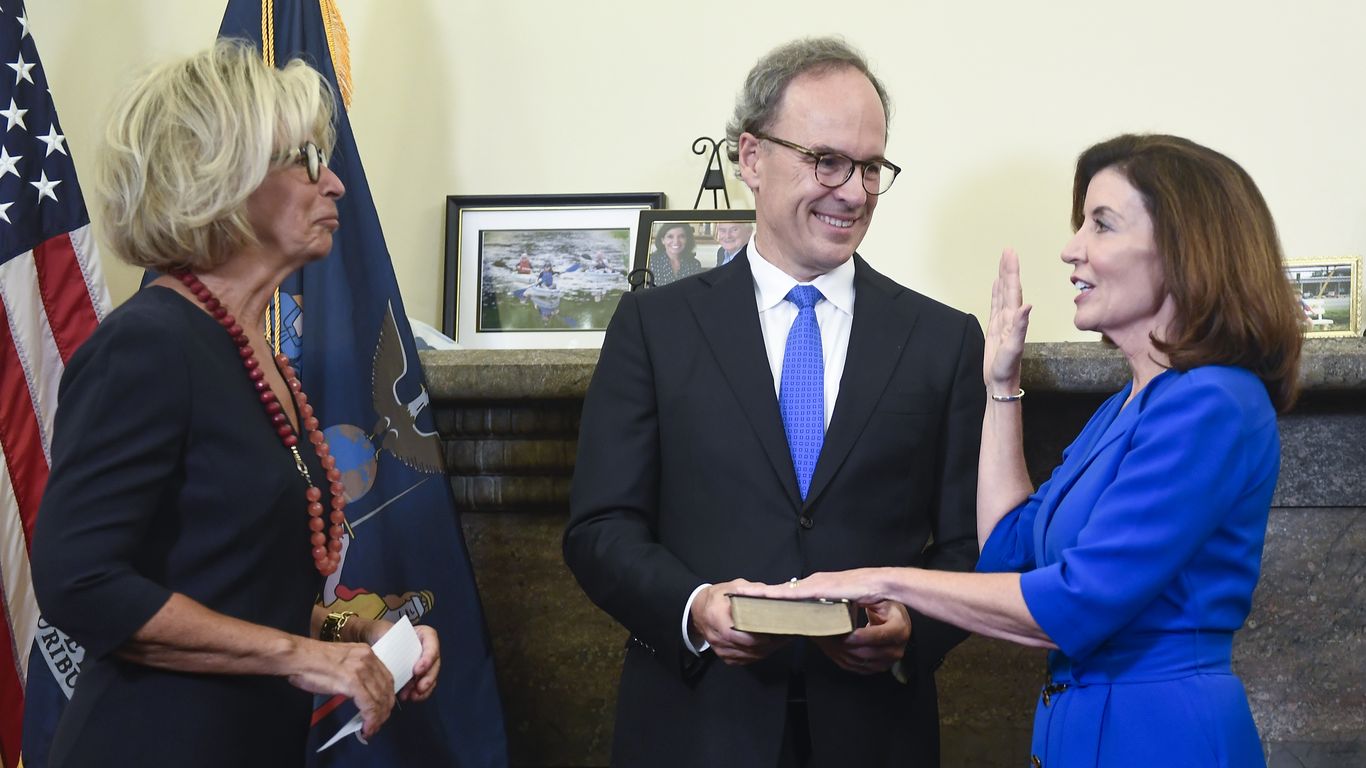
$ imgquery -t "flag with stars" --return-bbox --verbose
[216,2,508,766]
[1,2,110,767]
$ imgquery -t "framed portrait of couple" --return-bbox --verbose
[631,210,758,289]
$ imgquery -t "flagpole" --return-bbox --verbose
[216,1,509,760]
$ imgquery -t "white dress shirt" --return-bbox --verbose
[682,236,857,654]
[748,237,855,429]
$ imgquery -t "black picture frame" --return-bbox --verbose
[632,209,757,289]
[443,192,665,347]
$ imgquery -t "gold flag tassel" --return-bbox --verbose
[261,0,275,67]
[262,0,281,353]
[268,291,282,357]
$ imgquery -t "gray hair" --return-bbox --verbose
[725,37,891,166]
[95,38,337,272]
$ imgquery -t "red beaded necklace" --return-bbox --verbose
[174,271,346,576]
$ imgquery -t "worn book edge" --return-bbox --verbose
[726,594,857,636]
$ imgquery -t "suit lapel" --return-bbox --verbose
[687,249,802,507]
[804,256,917,507]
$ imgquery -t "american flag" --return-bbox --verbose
[0,3,109,766]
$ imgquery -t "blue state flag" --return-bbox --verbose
[217,2,509,765]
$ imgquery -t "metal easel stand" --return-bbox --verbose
[692,136,731,210]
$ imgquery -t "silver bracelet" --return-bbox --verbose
[990,388,1025,402]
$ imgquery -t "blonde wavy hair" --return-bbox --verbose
[95,38,337,271]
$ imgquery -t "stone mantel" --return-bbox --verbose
[421,338,1366,401]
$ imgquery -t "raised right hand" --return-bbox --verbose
[690,580,791,665]
[985,249,1032,395]
[287,638,396,740]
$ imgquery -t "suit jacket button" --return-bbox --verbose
[1030,756,1042,767]
[798,515,813,529]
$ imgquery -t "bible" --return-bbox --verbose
[727,594,857,636]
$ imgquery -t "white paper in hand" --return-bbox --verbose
[316,615,423,752]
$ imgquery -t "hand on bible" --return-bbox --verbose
[691,580,791,665]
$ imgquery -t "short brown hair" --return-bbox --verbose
[724,37,890,167]
[1072,134,1302,411]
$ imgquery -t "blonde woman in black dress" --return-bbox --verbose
[32,40,440,767]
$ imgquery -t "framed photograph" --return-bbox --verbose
[1284,256,1361,338]
[443,193,665,348]
[632,210,757,288]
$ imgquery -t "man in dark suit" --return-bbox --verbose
[715,221,753,267]
[563,37,984,768]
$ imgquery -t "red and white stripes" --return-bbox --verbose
[0,224,108,761]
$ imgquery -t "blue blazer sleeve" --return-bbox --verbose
[977,489,1043,573]
[1018,370,1277,661]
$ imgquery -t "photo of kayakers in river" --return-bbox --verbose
[477,227,632,331]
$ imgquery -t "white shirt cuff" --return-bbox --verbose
[681,583,712,655]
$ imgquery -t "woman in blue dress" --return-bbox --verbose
[741,134,1303,767]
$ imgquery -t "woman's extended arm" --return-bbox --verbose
[736,567,1055,649]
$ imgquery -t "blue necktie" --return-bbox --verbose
[780,285,824,500]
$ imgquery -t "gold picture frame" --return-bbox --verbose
[1284,256,1361,337]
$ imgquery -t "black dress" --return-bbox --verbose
[32,286,322,767]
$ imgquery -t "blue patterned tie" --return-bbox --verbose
[780,285,824,500]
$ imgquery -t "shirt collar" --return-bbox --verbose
[746,235,856,315]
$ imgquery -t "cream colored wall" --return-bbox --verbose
[27,0,1366,343]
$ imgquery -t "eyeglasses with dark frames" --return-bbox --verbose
[286,141,327,183]
[751,131,901,196]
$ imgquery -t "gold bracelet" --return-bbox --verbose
[320,610,358,642]
[990,388,1025,402]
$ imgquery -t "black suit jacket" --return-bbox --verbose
[563,250,985,767]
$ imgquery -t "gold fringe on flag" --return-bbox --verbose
[320,0,352,111]
[258,0,351,107]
